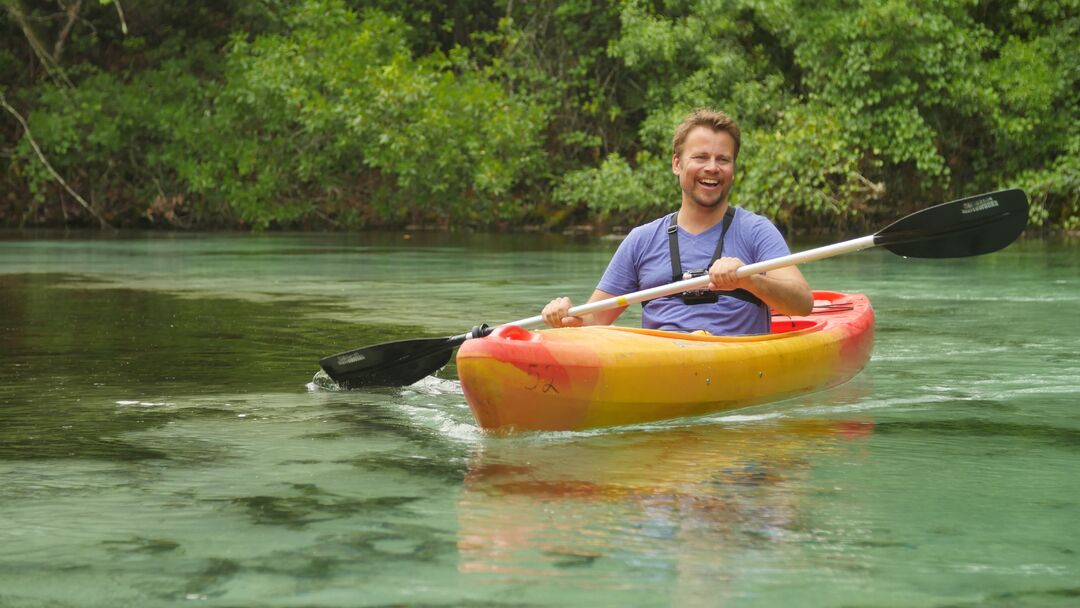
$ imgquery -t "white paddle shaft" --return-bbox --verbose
[508,235,877,330]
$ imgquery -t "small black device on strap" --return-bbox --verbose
[664,206,764,306]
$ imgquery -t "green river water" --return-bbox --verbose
[1,230,1077,607]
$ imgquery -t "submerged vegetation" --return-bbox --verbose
[1,0,1077,232]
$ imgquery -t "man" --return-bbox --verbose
[541,108,813,335]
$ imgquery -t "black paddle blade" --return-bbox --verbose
[319,336,459,388]
[874,189,1028,258]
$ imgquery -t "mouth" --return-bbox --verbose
[698,179,721,188]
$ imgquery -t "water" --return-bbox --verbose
[1,230,1077,606]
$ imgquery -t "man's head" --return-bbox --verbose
[671,108,741,210]
[672,108,741,161]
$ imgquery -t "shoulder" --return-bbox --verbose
[733,206,774,227]
[734,207,784,239]
[732,206,790,259]
[620,214,672,248]
[630,214,672,236]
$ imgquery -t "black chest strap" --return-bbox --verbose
[665,206,764,307]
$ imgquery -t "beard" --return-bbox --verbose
[689,183,731,209]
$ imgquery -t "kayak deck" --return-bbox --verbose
[456,291,874,432]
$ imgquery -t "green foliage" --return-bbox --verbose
[978,4,1080,229]
[554,0,1079,230]
[182,0,545,228]
[1018,131,1080,230]
[483,1,631,168]
[12,47,220,225]
[560,0,882,223]
[554,152,673,220]
[787,0,983,179]
[738,103,881,226]
[4,0,544,228]
[2,0,1078,231]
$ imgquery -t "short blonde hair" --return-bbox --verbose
[672,108,741,160]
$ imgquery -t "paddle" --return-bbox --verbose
[320,188,1028,388]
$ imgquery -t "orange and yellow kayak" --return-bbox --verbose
[456,291,873,432]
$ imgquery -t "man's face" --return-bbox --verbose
[672,126,737,209]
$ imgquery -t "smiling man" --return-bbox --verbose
[541,108,813,335]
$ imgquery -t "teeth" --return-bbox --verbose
[700,180,719,186]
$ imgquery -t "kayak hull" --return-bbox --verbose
[456,291,874,432]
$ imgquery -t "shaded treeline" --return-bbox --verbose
[1,0,1077,233]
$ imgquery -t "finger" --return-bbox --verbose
[543,298,571,327]
[541,305,557,326]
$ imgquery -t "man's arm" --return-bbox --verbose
[708,259,813,317]
[541,289,627,328]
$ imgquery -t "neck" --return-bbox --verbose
[677,199,730,234]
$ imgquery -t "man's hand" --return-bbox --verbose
[708,258,814,316]
[707,257,749,292]
[541,296,584,328]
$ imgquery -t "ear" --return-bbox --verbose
[672,153,680,176]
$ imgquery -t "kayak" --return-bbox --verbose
[456,290,874,432]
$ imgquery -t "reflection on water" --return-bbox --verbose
[458,419,873,599]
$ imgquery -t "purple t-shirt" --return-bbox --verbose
[597,207,790,335]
